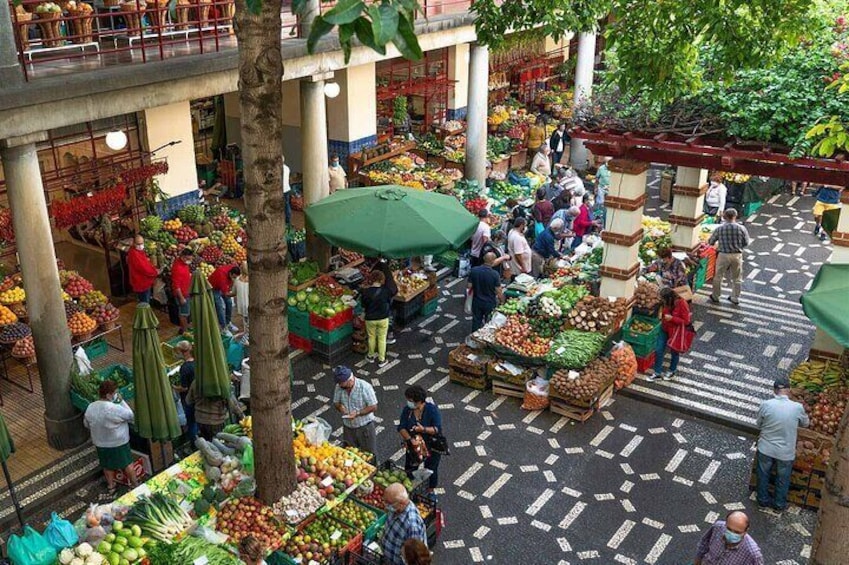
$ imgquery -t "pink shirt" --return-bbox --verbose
[507,229,531,274]
[471,221,491,258]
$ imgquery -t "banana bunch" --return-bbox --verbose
[239,415,252,438]
[790,360,846,393]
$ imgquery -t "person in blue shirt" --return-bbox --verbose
[397,385,444,495]
[813,185,842,241]
[467,253,503,331]
[533,218,564,260]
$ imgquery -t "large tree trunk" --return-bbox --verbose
[811,405,849,563]
[233,0,296,504]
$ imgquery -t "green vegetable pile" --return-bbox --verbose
[497,297,526,315]
[139,215,163,236]
[177,204,206,224]
[148,537,240,565]
[289,261,320,286]
[71,369,99,401]
[542,285,589,313]
[546,330,606,369]
[286,227,306,244]
[489,180,528,202]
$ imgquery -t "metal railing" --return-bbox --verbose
[7,0,471,81]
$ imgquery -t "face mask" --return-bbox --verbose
[724,530,743,544]
[135,244,144,250]
[331,162,339,168]
[406,401,416,409]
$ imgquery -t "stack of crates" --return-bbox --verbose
[693,256,709,291]
[702,245,717,282]
[421,282,439,317]
[287,306,312,353]
[310,308,354,364]
[622,314,661,369]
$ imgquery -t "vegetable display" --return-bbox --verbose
[216,497,288,549]
[124,493,193,544]
[495,315,551,359]
[272,483,326,524]
[545,330,606,369]
[567,296,627,335]
[550,358,618,401]
[634,281,661,312]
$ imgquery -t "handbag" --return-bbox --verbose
[429,432,450,455]
[668,323,696,353]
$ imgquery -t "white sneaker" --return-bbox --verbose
[227,323,240,333]
[222,328,233,337]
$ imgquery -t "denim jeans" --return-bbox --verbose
[654,328,680,374]
[756,450,793,509]
[471,301,494,332]
[183,404,198,444]
[212,290,232,327]
[137,288,152,303]
[284,191,292,224]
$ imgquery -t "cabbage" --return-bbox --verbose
[59,548,76,565]
[76,543,94,557]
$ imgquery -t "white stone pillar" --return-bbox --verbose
[326,63,377,166]
[301,74,331,267]
[569,32,596,171]
[598,159,648,301]
[139,101,199,198]
[669,166,708,252]
[447,43,470,120]
[1,136,86,450]
[464,43,489,186]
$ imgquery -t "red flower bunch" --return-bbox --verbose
[51,184,128,229]
[464,198,489,216]
[119,162,169,184]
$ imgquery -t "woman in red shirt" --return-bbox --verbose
[208,264,241,334]
[171,248,193,334]
[647,287,692,381]
[570,193,598,250]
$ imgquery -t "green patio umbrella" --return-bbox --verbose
[304,185,479,258]
[132,303,181,443]
[0,410,23,527]
[821,207,840,236]
[190,272,231,399]
[800,263,849,348]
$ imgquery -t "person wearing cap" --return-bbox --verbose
[755,378,809,512]
[470,208,492,267]
[333,366,378,456]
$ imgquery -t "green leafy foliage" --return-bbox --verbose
[295,0,421,64]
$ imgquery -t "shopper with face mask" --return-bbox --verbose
[381,483,427,565]
[84,380,138,497]
[693,511,763,565]
[328,154,348,192]
[397,385,443,496]
[127,234,159,303]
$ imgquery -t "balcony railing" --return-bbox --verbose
[6,0,472,82]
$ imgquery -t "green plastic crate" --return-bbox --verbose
[83,337,108,361]
[97,364,135,401]
[629,340,656,358]
[421,298,439,317]
[364,512,387,542]
[70,390,92,411]
[743,200,763,216]
[622,315,661,351]
[312,323,353,345]
[330,497,385,537]
[288,316,311,338]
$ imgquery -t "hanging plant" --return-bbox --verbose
[393,96,408,125]
[0,208,15,246]
[50,184,128,230]
[119,161,169,184]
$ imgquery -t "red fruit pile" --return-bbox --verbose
[216,497,285,549]
[200,246,223,263]
[174,226,198,243]
[64,275,94,298]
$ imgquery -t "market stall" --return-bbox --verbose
[6,417,438,565]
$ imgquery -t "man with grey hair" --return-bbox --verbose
[709,208,751,305]
[381,483,427,565]
[756,377,809,512]
[694,511,763,565]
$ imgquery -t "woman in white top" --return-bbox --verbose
[233,261,249,345]
[507,217,532,277]
[704,173,727,216]
[84,380,137,496]
[530,145,552,178]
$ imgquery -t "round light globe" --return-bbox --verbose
[105,130,128,151]
[324,82,341,98]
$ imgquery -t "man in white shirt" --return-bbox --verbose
[332,365,378,455]
[329,154,348,192]
[470,209,492,267]
[282,156,291,225]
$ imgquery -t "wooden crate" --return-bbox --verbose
[448,368,489,390]
[595,384,614,409]
[486,360,534,385]
[549,377,615,409]
[492,379,525,399]
[549,397,594,422]
[448,345,490,376]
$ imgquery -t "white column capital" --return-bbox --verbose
[1,132,48,149]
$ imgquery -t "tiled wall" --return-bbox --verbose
[155,191,201,219]
[328,135,378,169]
[447,107,468,121]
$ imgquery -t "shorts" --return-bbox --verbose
[178,300,190,317]
[813,201,840,217]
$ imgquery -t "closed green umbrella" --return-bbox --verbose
[304,185,479,258]
[801,263,849,347]
[190,272,231,399]
[0,411,23,527]
[132,303,181,442]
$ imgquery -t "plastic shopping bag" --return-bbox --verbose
[412,463,434,484]
[8,525,57,565]
[73,346,93,376]
[464,290,473,316]
[521,376,550,411]
[303,417,332,446]
[44,511,79,550]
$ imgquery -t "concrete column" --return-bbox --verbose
[598,158,648,300]
[326,64,377,166]
[0,0,23,86]
[1,136,86,450]
[447,43,469,120]
[464,43,489,186]
[139,101,199,198]
[301,75,331,267]
[669,166,708,251]
[570,32,597,171]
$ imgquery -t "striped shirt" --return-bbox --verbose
[708,222,751,254]
[333,378,378,429]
